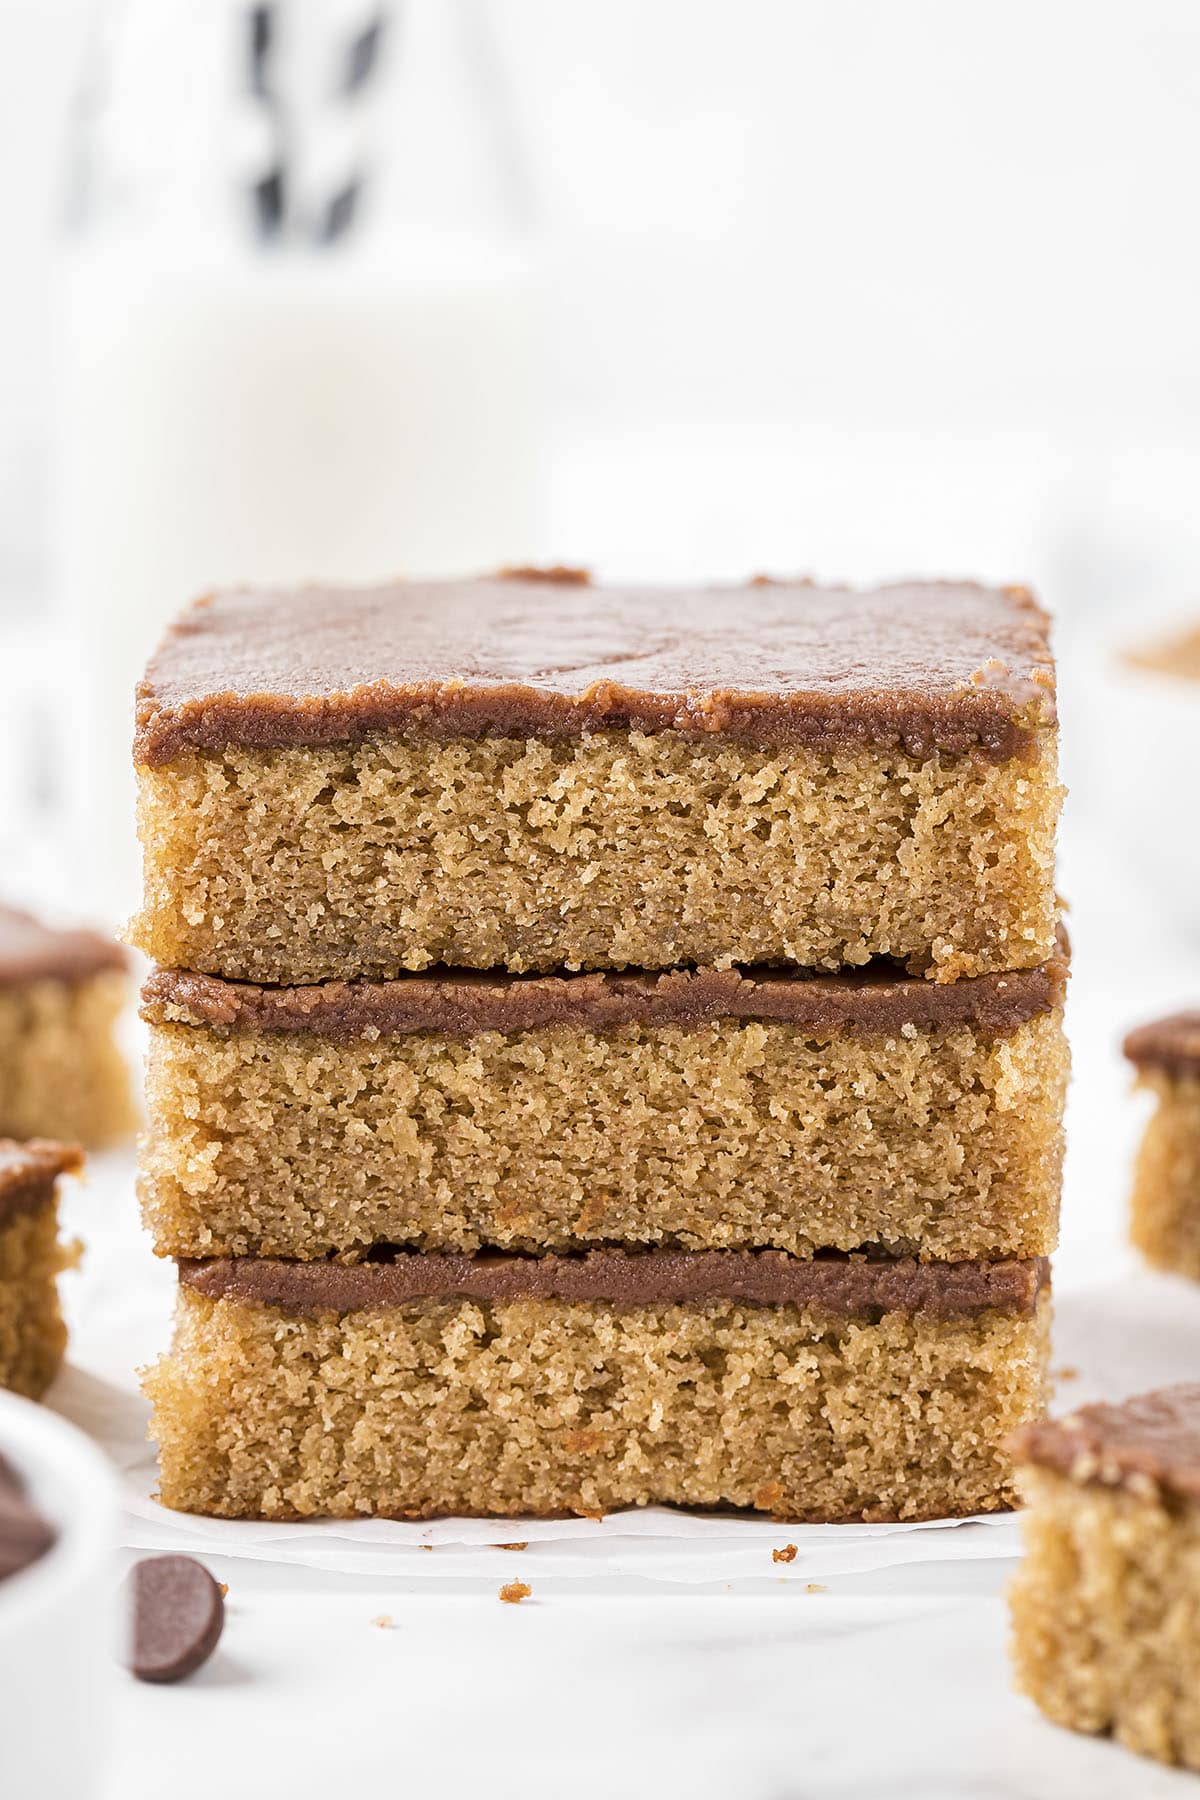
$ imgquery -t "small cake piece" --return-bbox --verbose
[0,1140,83,1399]
[0,907,134,1146]
[129,572,1061,985]
[139,948,1069,1262]
[1124,1015,1200,1278]
[1009,1385,1200,1769]
[145,1251,1051,1521]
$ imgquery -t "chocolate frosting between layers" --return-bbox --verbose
[1010,1385,1200,1501]
[1124,1013,1200,1078]
[179,1251,1050,1319]
[0,1140,82,1226]
[0,906,126,988]
[143,939,1068,1042]
[135,572,1056,766]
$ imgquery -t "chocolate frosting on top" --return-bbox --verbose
[143,938,1068,1042]
[1124,1013,1200,1077]
[0,906,126,988]
[134,571,1056,766]
[179,1250,1050,1320]
[1010,1384,1200,1501]
[0,1140,82,1226]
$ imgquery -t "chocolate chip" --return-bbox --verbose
[0,1452,55,1582]
[126,1555,224,1683]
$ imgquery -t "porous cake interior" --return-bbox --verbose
[141,1010,1067,1261]
[0,1200,70,1399]
[146,1287,1050,1521]
[132,732,1062,983]
[1130,1070,1200,1279]
[0,971,133,1146]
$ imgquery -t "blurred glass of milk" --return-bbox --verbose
[54,0,540,921]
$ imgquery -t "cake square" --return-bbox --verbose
[1009,1385,1200,1769]
[139,944,1068,1263]
[130,571,1061,985]
[1125,1014,1200,1278]
[0,1140,83,1399]
[146,1250,1050,1522]
[0,907,134,1147]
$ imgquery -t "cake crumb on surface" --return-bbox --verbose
[772,1544,798,1564]
[805,1583,827,1593]
[496,1542,528,1551]
[1055,1365,1079,1382]
[499,1581,531,1605]
[371,1614,394,1630]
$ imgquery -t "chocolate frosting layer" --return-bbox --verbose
[143,940,1068,1042]
[1124,1013,1200,1077]
[1010,1384,1200,1500]
[179,1251,1050,1319]
[135,571,1056,766]
[0,1140,82,1226]
[0,906,126,988]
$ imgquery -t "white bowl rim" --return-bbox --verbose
[0,1390,119,1634]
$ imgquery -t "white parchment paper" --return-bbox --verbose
[45,1149,1200,1583]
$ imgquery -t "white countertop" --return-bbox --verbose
[98,1570,1197,1800]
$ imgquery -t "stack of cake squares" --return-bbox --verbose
[132,570,1067,1522]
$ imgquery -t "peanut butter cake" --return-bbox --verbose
[0,907,133,1146]
[139,945,1069,1262]
[130,572,1061,985]
[1009,1385,1200,1769]
[1124,1015,1200,1279]
[146,1251,1050,1521]
[0,1141,82,1399]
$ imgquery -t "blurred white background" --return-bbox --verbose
[3,0,1200,600]
[1,0,1199,917]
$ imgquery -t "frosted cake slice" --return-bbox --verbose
[130,570,1061,985]
[147,1250,1051,1522]
[140,947,1069,1262]
[1010,1385,1200,1770]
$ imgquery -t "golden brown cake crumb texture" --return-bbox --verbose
[145,1287,1050,1521]
[1010,1467,1200,1769]
[0,1199,71,1399]
[0,971,134,1147]
[140,1010,1068,1261]
[130,733,1062,983]
[1129,1070,1200,1278]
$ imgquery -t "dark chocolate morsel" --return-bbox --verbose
[0,1452,56,1582]
[126,1555,225,1683]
